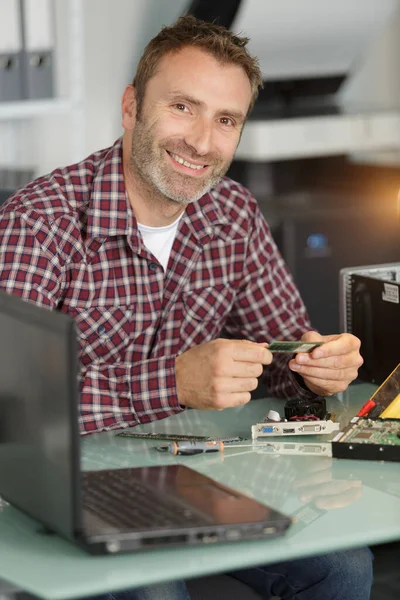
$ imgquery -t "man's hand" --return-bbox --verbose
[176,339,272,410]
[288,331,363,396]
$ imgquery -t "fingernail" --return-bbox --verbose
[290,364,299,371]
[297,354,309,363]
[313,350,324,359]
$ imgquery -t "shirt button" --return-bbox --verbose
[149,262,158,271]
[98,325,107,335]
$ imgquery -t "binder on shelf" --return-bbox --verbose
[21,0,54,100]
[0,0,24,102]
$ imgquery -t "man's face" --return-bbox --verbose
[128,47,252,205]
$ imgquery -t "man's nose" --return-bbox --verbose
[184,118,213,157]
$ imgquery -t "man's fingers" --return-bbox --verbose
[210,391,253,410]
[292,351,363,370]
[176,339,269,410]
[228,392,253,407]
[289,364,359,383]
[301,331,325,343]
[285,332,363,396]
[223,361,264,378]
[289,360,358,381]
[310,333,360,360]
[229,340,272,365]
[213,376,259,394]
[301,332,361,359]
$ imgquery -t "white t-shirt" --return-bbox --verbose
[137,214,182,271]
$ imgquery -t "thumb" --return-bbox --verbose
[301,330,324,343]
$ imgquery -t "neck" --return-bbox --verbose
[122,135,186,227]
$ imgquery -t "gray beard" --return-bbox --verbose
[130,121,231,206]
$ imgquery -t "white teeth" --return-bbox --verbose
[170,152,204,170]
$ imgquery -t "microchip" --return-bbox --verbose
[353,432,373,439]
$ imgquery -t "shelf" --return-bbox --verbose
[0,0,85,173]
[236,110,400,161]
[0,99,75,121]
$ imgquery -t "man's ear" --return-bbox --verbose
[121,84,137,131]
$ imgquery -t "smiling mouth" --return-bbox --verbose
[167,151,207,171]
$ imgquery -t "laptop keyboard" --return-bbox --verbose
[83,469,209,530]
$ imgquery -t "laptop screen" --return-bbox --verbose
[0,291,81,540]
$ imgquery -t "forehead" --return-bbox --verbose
[146,46,252,114]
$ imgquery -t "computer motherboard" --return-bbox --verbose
[332,418,400,462]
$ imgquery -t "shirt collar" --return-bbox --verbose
[184,185,232,245]
[86,138,134,239]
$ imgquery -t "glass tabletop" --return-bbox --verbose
[0,382,399,600]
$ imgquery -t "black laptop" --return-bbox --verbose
[0,290,291,554]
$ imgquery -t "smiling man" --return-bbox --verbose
[0,14,371,600]
[124,46,250,218]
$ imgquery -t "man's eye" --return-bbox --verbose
[220,117,234,127]
[175,104,188,112]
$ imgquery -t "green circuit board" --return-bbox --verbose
[335,418,400,446]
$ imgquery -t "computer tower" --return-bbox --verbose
[339,263,400,384]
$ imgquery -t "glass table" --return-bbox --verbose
[0,382,399,599]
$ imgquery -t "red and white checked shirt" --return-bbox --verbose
[0,138,315,434]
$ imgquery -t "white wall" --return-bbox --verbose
[6,0,400,176]
[340,3,400,110]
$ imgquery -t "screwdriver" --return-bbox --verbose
[157,441,281,455]
[162,441,225,455]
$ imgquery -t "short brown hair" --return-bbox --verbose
[133,14,263,118]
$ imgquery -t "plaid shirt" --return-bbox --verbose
[0,138,315,434]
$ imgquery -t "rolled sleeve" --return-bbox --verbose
[79,356,185,434]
